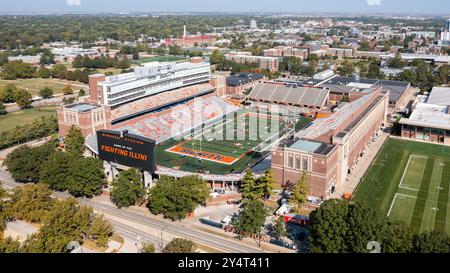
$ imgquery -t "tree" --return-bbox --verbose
[162,238,196,253]
[0,102,6,115]
[240,170,259,202]
[39,87,53,99]
[64,125,85,157]
[1,61,36,80]
[13,89,32,109]
[63,84,73,95]
[110,168,146,208]
[66,157,107,198]
[382,221,414,253]
[72,55,83,68]
[0,237,22,253]
[435,64,450,85]
[273,216,288,240]
[4,143,55,183]
[148,175,209,221]
[0,84,18,103]
[338,60,355,76]
[345,202,388,253]
[358,41,371,51]
[23,198,92,253]
[308,199,350,253]
[86,215,113,247]
[0,187,9,232]
[413,231,450,253]
[140,243,156,253]
[258,169,274,200]
[210,49,224,65]
[233,199,267,244]
[50,64,67,79]
[8,183,53,223]
[290,172,309,211]
[78,88,86,97]
[367,63,384,80]
[39,151,73,191]
[37,66,51,78]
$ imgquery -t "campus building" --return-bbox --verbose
[271,87,390,200]
[225,73,266,95]
[263,46,308,59]
[399,87,450,145]
[316,76,413,112]
[224,52,279,72]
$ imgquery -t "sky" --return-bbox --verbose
[1,0,450,15]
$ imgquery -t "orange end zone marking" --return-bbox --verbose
[166,144,239,165]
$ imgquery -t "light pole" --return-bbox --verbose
[159,225,168,252]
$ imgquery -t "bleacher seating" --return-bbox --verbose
[116,96,240,144]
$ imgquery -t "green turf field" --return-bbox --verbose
[353,138,450,235]
[155,110,294,174]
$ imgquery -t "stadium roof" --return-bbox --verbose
[427,87,450,106]
[247,83,329,108]
[317,76,410,103]
[296,91,379,140]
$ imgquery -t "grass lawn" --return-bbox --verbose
[0,78,88,97]
[132,55,189,65]
[0,106,57,133]
[353,138,450,235]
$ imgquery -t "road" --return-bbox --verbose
[0,168,266,253]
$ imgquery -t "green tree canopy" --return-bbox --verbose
[148,175,209,221]
[39,87,53,99]
[413,231,450,253]
[66,157,107,198]
[4,143,56,182]
[110,168,146,208]
[162,238,196,253]
[13,89,32,109]
[39,151,74,191]
[64,125,85,157]
[233,199,267,243]
[8,183,53,223]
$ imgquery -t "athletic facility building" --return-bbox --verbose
[316,76,413,112]
[399,87,450,145]
[271,87,390,200]
[58,58,292,183]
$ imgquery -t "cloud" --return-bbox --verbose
[66,0,81,6]
[366,0,382,6]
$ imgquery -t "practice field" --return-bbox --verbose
[156,110,296,175]
[353,138,450,235]
[0,78,88,97]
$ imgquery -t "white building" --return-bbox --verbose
[250,20,258,29]
[97,60,211,107]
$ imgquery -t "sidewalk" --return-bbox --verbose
[330,132,389,199]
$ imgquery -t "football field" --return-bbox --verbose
[353,138,450,235]
[166,111,288,165]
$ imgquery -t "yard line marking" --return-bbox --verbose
[399,155,428,191]
[387,193,416,217]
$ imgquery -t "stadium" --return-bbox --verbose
[57,58,306,182]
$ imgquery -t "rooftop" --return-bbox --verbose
[288,139,335,155]
[400,103,450,130]
[427,87,450,106]
[65,103,98,112]
[226,73,265,86]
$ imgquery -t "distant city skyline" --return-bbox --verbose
[0,0,450,15]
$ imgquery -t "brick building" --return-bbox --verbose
[271,87,389,200]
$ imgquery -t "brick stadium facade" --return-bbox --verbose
[271,87,389,200]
